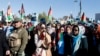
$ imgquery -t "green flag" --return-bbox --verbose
[48,6,52,21]
[19,3,25,19]
[7,4,13,22]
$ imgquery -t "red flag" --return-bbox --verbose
[48,6,52,21]
[81,12,84,21]
[19,3,25,19]
[48,6,52,16]
[7,5,12,16]
[81,12,86,22]
[20,3,25,14]
[6,3,13,22]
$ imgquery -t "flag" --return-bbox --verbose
[19,3,25,19]
[21,3,25,14]
[48,6,52,21]
[6,4,13,22]
[81,12,86,22]
[0,11,3,21]
[80,0,82,13]
[0,11,3,16]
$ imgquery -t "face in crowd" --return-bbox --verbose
[14,21,23,28]
[57,24,60,29]
[72,25,79,36]
[7,22,12,26]
[66,25,72,34]
[41,24,46,32]
[60,27,65,33]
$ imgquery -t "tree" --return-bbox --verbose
[38,12,49,23]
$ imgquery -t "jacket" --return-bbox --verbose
[0,28,9,56]
[10,27,28,55]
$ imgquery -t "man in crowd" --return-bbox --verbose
[0,21,10,56]
[8,17,29,56]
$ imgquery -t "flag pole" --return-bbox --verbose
[79,0,82,18]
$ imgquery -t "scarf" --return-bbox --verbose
[58,32,64,54]
[72,34,82,55]
[60,32,63,41]
[28,26,34,32]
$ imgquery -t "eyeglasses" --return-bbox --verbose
[13,21,19,23]
[74,29,78,31]
[8,22,11,24]
[41,27,46,29]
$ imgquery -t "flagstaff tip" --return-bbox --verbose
[8,2,11,5]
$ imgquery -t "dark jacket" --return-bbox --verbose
[0,29,9,56]
[73,36,88,56]
[56,32,72,56]
[63,32,72,56]
[25,30,36,56]
[85,26,97,56]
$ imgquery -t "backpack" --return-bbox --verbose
[8,29,22,48]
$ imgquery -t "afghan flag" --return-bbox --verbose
[48,6,52,21]
[19,3,25,19]
[7,4,13,22]
[0,11,3,16]
[0,11,3,21]
[81,12,86,22]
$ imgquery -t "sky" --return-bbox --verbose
[0,0,100,20]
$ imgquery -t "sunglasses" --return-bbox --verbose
[74,29,79,31]
[8,22,11,23]
[13,21,19,23]
[41,27,46,29]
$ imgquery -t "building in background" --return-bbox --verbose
[95,13,100,23]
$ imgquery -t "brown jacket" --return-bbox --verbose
[45,33,52,56]
[10,27,28,54]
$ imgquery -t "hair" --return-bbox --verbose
[60,25,65,32]
[56,23,61,27]
[66,25,72,29]
[33,27,38,34]
[72,25,79,33]
[66,25,72,32]
[0,22,4,28]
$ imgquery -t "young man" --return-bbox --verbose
[8,18,29,56]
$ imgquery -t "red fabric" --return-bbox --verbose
[81,12,85,21]
[57,30,60,41]
[7,5,12,16]
[97,24,100,32]
[19,3,25,14]
[21,3,25,14]
[48,6,52,16]
[28,22,33,27]
[40,32,45,40]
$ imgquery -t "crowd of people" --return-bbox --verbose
[0,17,100,56]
